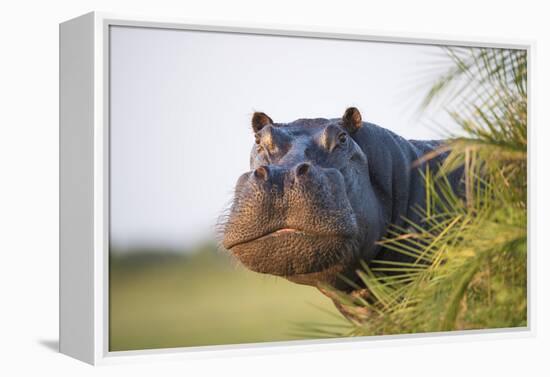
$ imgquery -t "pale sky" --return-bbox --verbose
[109,26,459,251]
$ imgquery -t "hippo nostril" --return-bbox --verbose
[295,163,311,177]
[254,166,269,181]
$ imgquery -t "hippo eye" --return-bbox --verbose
[338,133,347,144]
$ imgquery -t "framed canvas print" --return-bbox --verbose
[59,12,533,365]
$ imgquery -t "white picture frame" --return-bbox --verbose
[59,11,535,365]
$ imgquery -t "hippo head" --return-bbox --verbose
[221,108,384,289]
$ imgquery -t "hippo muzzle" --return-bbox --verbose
[223,162,360,282]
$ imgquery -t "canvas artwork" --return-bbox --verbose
[108,26,527,351]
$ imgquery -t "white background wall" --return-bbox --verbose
[0,0,548,376]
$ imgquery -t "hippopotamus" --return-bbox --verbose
[221,107,461,310]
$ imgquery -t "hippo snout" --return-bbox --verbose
[222,162,359,278]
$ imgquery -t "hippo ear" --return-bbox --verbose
[342,107,363,134]
[251,112,274,133]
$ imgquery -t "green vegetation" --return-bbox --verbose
[109,244,342,351]
[306,47,528,337]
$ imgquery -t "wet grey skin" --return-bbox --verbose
[221,107,461,294]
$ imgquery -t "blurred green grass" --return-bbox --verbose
[109,243,343,351]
